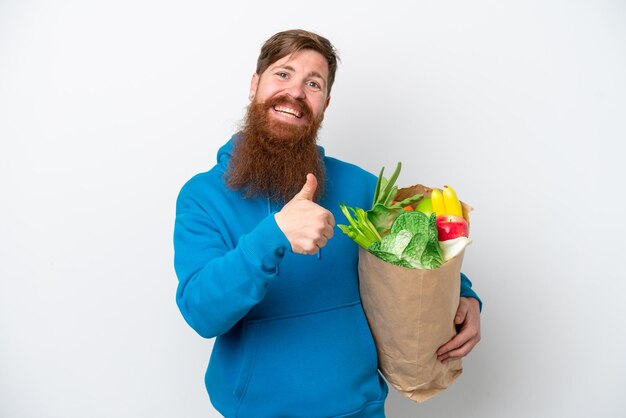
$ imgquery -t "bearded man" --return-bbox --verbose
[174,29,481,417]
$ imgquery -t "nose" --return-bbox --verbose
[284,82,306,100]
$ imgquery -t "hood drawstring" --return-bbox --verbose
[267,196,322,277]
[267,197,280,276]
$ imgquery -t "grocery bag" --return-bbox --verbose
[357,184,471,403]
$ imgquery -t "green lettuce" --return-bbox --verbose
[338,162,443,269]
[369,211,444,270]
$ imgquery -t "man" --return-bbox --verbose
[174,29,481,417]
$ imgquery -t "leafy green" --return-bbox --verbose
[400,212,444,269]
[368,239,414,269]
[390,210,429,235]
[338,204,382,249]
[391,193,425,209]
[367,203,403,237]
[372,162,402,208]
[367,211,444,270]
[372,166,386,207]
[338,162,444,269]
[366,162,423,236]
[379,229,413,257]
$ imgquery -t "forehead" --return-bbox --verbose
[266,50,329,79]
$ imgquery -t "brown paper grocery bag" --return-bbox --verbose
[357,184,472,403]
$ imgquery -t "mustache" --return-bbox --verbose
[262,95,313,118]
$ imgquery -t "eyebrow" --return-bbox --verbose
[271,64,327,85]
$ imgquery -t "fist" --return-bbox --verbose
[275,173,335,255]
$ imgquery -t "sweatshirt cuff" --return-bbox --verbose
[460,272,482,312]
[241,213,291,273]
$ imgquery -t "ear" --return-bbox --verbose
[249,73,259,101]
[324,95,331,111]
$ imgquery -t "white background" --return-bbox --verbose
[1,1,625,417]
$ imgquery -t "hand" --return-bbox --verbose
[436,297,481,363]
[274,173,335,255]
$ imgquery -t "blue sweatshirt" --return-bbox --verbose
[174,135,480,417]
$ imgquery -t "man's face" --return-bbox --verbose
[226,49,331,203]
[249,49,331,132]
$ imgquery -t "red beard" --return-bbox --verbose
[226,96,326,203]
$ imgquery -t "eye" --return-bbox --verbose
[276,72,288,79]
[307,80,321,90]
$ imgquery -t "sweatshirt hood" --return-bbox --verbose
[216,133,239,165]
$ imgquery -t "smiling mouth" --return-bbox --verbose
[273,105,303,119]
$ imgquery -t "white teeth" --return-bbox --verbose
[274,106,302,118]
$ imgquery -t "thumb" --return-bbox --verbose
[455,298,469,324]
[296,173,317,201]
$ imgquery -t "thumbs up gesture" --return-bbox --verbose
[274,173,335,255]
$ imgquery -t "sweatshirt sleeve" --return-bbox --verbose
[173,186,290,339]
[460,272,483,312]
